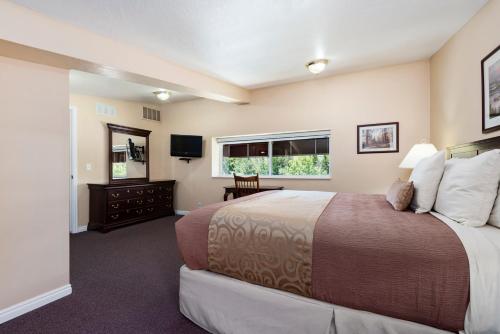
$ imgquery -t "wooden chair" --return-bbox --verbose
[233,173,260,198]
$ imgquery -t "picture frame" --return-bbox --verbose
[481,44,500,133]
[357,122,399,154]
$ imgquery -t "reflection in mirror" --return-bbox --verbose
[111,133,147,180]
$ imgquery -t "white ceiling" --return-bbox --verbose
[14,0,487,89]
[70,70,197,104]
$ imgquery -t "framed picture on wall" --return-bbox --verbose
[482,44,500,133]
[357,122,399,154]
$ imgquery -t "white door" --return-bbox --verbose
[69,106,79,233]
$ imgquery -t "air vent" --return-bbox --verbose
[142,107,161,122]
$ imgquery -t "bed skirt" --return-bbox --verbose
[179,266,457,334]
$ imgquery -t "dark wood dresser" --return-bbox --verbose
[88,180,176,232]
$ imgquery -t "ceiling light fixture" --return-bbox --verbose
[306,59,329,74]
[153,90,170,101]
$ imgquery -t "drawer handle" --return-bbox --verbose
[111,214,120,220]
[136,190,144,195]
[111,193,120,199]
[111,203,120,209]
[147,207,154,212]
[126,189,131,193]
[147,198,155,203]
[136,209,143,214]
[147,189,154,194]
[137,200,144,205]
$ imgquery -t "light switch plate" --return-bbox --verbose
[85,163,92,171]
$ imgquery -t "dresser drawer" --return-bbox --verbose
[107,196,156,212]
[107,187,146,201]
[129,206,157,219]
[108,199,130,212]
[158,201,173,210]
[107,210,132,223]
[156,184,173,193]
[144,186,157,196]
[143,205,158,216]
[144,196,156,206]
[108,207,151,222]
[157,193,173,202]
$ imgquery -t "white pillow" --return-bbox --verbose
[409,151,445,213]
[434,150,500,227]
[488,186,500,228]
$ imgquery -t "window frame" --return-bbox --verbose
[111,145,128,179]
[213,130,332,180]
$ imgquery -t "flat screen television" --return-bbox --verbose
[170,134,202,158]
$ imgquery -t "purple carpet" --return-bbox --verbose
[0,216,207,334]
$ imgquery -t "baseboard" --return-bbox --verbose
[0,284,72,324]
[77,225,87,233]
[175,210,190,216]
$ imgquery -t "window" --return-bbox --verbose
[112,162,127,178]
[215,130,330,178]
[111,147,127,179]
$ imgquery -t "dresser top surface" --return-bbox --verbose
[88,180,175,189]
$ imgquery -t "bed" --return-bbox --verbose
[175,137,500,334]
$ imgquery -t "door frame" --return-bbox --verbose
[69,106,79,233]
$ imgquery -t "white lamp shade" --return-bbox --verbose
[399,144,438,169]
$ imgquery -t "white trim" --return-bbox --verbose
[212,175,331,180]
[215,129,330,143]
[76,225,87,233]
[69,106,78,234]
[175,210,190,216]
[0,284,72,324]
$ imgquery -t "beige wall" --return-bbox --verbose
[162,61,430,211]
[0,57,69,309]
[430,0,500,149]
[70,94,167,227]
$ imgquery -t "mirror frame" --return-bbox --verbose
[108,123,151,185]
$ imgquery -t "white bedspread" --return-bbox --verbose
[431,212,500,334]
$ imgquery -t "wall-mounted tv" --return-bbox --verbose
[170,134,202,158]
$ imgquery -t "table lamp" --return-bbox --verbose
[399,143,437,169]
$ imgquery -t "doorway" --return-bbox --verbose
[70,106,79,233]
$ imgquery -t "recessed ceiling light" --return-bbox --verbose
[306,59,329,74]
[153,90,170,101]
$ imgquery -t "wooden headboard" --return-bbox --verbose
[447,136,500,159]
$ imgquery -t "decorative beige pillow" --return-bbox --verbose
[386,179,414,211]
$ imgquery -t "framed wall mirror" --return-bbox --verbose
[108,123,151,184]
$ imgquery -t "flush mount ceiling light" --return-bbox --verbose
[306,59,329,74]
[153,90,170,101]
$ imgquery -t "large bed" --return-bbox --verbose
[175,137,500,334]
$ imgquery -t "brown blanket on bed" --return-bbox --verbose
[175,192,469,331]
